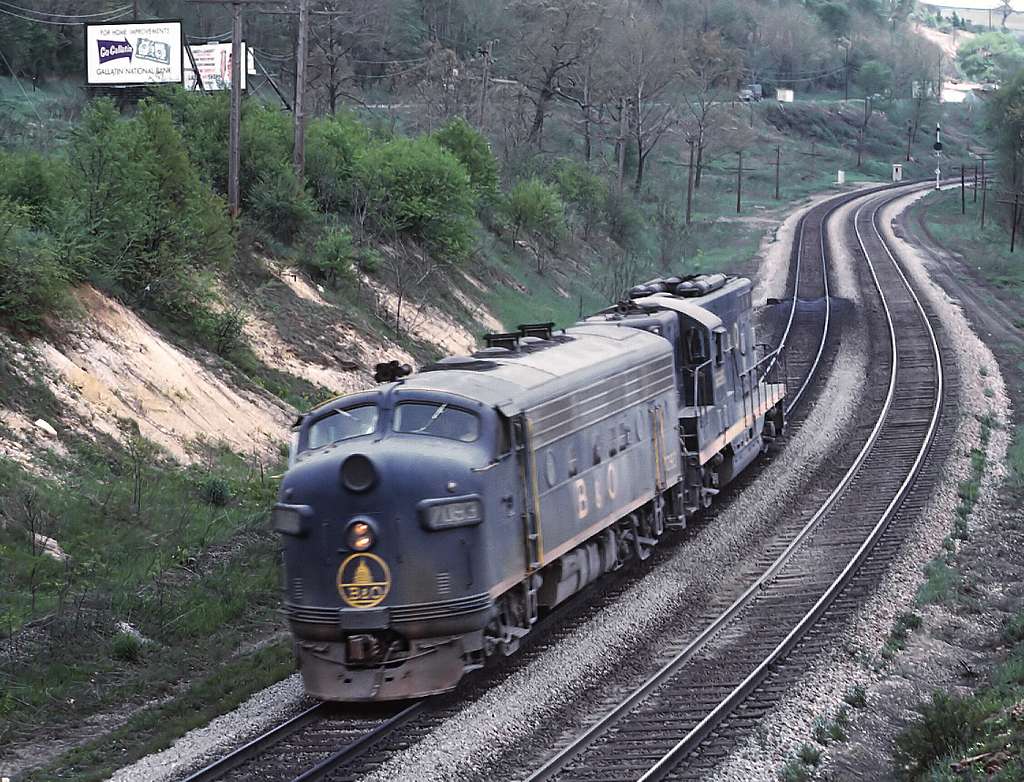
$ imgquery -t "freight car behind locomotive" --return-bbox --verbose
[272,273,785,701]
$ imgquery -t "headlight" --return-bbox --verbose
[271,505,307,536]
[418,496,483,530]
[347,519,375,551]
[341,454,376,493]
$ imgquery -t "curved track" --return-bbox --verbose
[523,183,946,782]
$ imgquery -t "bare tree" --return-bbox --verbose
[679,31,741,191]
[508,0,604,148]
[607,8,682,193]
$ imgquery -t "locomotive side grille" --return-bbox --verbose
[529,356,675,449]
[283,592,492,625]
[290,578,304,603]
[389,592,493,623]
[284,603,339,623]
[436,571,451,596]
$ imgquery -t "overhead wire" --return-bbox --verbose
[0,4,132,24]
[0,0,131,17]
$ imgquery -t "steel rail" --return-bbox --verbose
[525,182,942,782]
[183,702,329,782]
[290,700,425,782]
[183,700,424,782]
[634,185,944,782]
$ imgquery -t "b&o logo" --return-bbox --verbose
[337,553,391,608]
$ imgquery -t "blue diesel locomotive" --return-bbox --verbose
[272,273,785,700]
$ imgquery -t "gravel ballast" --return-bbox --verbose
[708,186,1012,782]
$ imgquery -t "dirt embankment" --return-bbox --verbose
[0,262,502,471]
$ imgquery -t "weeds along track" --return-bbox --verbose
[181,700,423,782]
[522,183,947,782]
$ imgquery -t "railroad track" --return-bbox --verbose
[523,183,946,782]
[182,700,423,782]
[773,181,913,417]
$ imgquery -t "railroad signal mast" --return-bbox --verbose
[933,123,942,190]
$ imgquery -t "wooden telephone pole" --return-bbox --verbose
[188,0,279,217]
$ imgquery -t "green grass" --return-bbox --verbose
[894,628,1024,780]
[0,433,292,773]
[883,611,924,659]
[23,641,294,782]
[918,188,1024,308]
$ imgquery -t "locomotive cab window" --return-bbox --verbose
[306,405,378,450]
[394,402,480,442]
[685,329,708,364]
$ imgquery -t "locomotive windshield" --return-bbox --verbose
[306,405,379,450]
[393,402,479,442]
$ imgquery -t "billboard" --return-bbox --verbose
[86,21,184,85]
[184,42,256,92]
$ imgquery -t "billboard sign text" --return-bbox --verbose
[86,21,184,85]
[184,42,255,91]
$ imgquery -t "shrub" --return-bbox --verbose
[306,225,356,285]
[433,116,499,207]
[240,105,293,204]
[111,631,144,662]
[604,189,645,247]
[550,159,607,238]
[504,177,565,246]
[0,150,66,226]
[198,476,232,507]
[0,201,68,333]
[352,136,476,261]
[66,98,233,302]
[194,306,247,357]
[248,162,318,244]
[358,247,382,274]
[797,743,821,766]
[305,112,371,212]
[894,692,988,778]
[844,683,868,708]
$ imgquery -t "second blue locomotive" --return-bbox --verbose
[272,273,785,700]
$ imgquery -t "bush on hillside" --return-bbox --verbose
[306,225,357,286]
[240,106,294,205]
[248,161,318,244]
[604,189,645,247]
[352,137,476,261]
[504,178,565,246]
[959,32,1024,82]
[305,112,371,212]
[0,201,68,333]
[433,117,500,207]
[550,159,607,238]
[0,150,66,226]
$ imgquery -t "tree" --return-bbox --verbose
[508,0,604,147]
[679,31,742,192]
[958,32,1024,83]
[504,177,565,264]
[858,60,893,96]
[606,6,682,193]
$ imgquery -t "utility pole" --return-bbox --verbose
[844,42,850,101]
[981,165,989,228]
[293,0,309,183]
[774,145,780,200]
[478,40,494,128]
[189,0,279,218]
[617,96,627,192]
[736,150,742,213]
[996,192,1021,251]
[686,140,696,225]
[133,0,139,20]
[906,121,913,162]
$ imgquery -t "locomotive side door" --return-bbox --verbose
[509,413,543,573]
